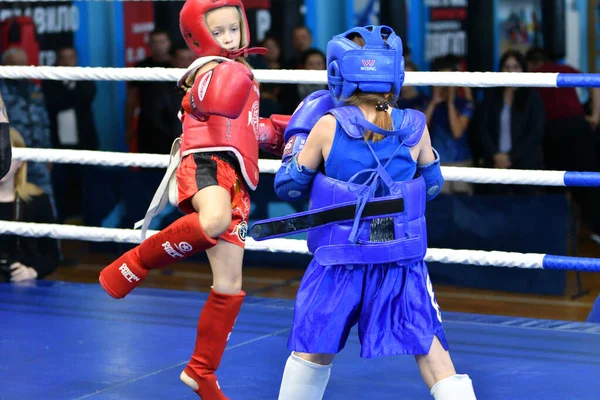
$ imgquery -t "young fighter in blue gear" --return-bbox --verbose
[250,25,475,400]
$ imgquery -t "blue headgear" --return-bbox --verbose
[326,25,405,106]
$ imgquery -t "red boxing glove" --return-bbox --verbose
[257,114,291,156]
[182,61,254,121]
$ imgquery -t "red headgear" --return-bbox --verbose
[179,0,268,59]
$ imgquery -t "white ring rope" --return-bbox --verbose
[10,147,571,185]
[0,220,545,269]
[0,65,565,87]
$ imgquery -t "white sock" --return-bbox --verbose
[430,374,477,400]
[278,353,332,400]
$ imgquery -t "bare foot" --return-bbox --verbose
[180,370,199,391]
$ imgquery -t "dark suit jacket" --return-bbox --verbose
[42,79,99,151]
[476,88,545,170]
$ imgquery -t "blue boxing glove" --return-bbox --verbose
[274,153,317,201]
[417,148,444,201]
[282,90,333,163]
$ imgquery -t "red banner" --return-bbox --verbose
[122,3,155,153]
[123,3,154,67]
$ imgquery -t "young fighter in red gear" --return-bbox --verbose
[98,1,288,398]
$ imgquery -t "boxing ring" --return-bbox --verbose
[2,64,600,399]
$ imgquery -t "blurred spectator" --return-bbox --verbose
[476,50,545,195]
[260,83,283,118]
[526,47,600,242]
[121,30,182,231]
[44,47,98,151]
[126,29,180,153]
[424,55,474,195]
[279,27,314,114]
[296,48,327,100]
[42,46,98,222]
[0,47,56,215]
[280,48,328,115]
[396,61,428,111]
[284,25,313,69]
[0,127,59,283]
[171,46,196,69]
[444,53,473,102]
[250,35,284,118]
[250,35,282,70]
[403,45,412,63]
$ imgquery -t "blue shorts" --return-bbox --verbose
[287,259,449,358]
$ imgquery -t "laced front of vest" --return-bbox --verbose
[343,113,413,244]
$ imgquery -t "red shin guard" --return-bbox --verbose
[99,213,218,299]
[183,289,246,399]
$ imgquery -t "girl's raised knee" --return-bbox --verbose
[198,210,231,238]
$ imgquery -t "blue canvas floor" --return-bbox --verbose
[1,281,599,400]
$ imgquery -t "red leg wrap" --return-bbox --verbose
[183,289,246,399]
[99,213,217,299]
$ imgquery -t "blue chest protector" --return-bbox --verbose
[251,106,431,267]
[305,106,428,266]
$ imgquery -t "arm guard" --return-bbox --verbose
[417,148,444,201]
[274,154,317,202]
[282,90,333,162]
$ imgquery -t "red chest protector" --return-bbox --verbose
[179,58,261,191]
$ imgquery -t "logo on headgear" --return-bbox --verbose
[360,60,376,71]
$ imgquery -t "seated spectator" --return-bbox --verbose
[396,61,428,111]
[476,50,545,195]
[424,55,475,195]
[0,128,59,283]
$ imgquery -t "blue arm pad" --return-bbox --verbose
[417,148,444,201]
[274,154,317,202]
[284,90,333,143]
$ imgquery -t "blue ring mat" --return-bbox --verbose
[1,281,599,400]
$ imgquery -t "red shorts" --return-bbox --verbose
[176,152,250,248]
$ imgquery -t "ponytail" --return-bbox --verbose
[344,92,394,142]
